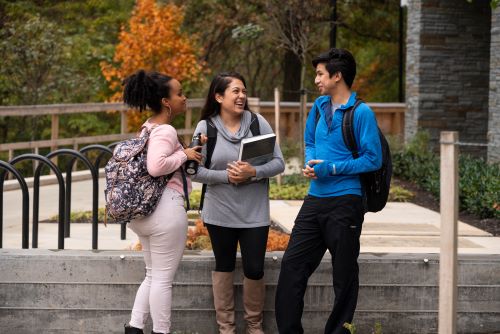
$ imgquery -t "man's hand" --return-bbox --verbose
[302,159,323,179]
[310,159,334,178]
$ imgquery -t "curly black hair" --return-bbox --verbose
[122,70,172,113]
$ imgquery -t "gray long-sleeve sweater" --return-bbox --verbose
[192,111,285,228]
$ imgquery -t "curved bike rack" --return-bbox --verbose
[41,149,99,249]
[0,161,30,248]
[10,154,66,249]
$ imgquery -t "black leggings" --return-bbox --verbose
[206,224,269,280]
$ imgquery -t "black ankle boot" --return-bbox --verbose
[124,324,144,334]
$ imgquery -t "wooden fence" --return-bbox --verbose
[0,99,404,159]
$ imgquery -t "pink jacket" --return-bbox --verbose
[143,120,192,196]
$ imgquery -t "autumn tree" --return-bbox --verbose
[101,0,204,129]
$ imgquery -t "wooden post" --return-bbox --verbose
[7,149,14,179]
[120,110,128,134]
[439,131,458,334]
[34,147,39,173]
[274,87,282,186]
[51,114,59,168]
[184,107,193,145]
[73,142,78,171]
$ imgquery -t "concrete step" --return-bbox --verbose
[1,281,498,312]
[0,308,498,334]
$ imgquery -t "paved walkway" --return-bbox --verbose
[2,176,499,254]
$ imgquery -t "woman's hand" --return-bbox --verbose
[184,146,202,163]
[227,161,256,184]
[199,134,208,145]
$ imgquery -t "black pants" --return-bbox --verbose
[275,195,364,334]
[206,224,269,280]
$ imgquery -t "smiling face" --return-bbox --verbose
[216,78,247,116]
[163,79,187,115]
[314,63,341,95]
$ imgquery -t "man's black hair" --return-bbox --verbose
[312,48,356,88]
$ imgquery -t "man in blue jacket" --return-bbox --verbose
[275,48,382,334]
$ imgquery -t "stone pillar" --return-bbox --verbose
[405,0,491,157]
[489,7,500,162]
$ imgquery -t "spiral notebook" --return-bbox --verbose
[238,133,276,165]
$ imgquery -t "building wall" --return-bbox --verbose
[405,0,491,157]
[489,6,500,162]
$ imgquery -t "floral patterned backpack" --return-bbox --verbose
[104,126,173,224]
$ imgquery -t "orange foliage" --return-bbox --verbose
[101,0,205,130]
[185,219,290,251]
[266,228,290,251]
[186,219,210,250]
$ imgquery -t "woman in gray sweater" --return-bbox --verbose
[192,72,285,334]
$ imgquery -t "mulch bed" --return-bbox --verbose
[392,177,500,236]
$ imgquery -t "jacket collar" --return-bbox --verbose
[318,91,357,114]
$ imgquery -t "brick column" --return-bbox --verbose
[489,7,500,162]
[405,0,491,157]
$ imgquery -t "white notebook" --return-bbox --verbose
[238,133,276,165]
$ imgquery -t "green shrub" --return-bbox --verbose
[388,185,414,202]
[391,131,500,219]
[270,176,413,202]
[391,131,440,196]
[459,155,500,219]
[269,183,308,200]
[189,190,201,210]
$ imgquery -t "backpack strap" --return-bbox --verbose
[341,99,363,159]
[199,112,260,211]
[315,106,321,127]
[249,112,260,136]
[180,167,190,211]
[199,119,218,211]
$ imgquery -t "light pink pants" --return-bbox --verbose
[128,187,188,334]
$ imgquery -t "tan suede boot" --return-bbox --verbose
[243,277,265,334]
[212,271,236,334]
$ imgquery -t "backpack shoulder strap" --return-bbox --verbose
[341,98,363,159]
[315,106,321,127]
[200,119,217,211]
[204,119,218,168]
[249,112,260,136]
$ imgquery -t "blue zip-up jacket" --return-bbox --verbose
[305,92,382,197]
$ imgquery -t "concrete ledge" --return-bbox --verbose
[0,250,499,333]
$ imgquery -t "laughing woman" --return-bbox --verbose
[192,72,285,333]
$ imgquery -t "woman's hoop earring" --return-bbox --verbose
[165,105,172,119]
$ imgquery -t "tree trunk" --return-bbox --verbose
[282,50,301,102]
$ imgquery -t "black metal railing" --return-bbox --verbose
[0,161,29,248]
[0,144,124,250]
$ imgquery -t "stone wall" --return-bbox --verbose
[489,7,500,162]
[405,0,491,157]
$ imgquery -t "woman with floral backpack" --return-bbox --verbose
[122,70,202,334]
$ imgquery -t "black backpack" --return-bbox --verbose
[315,99,392,213]
[199,112,260,210]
